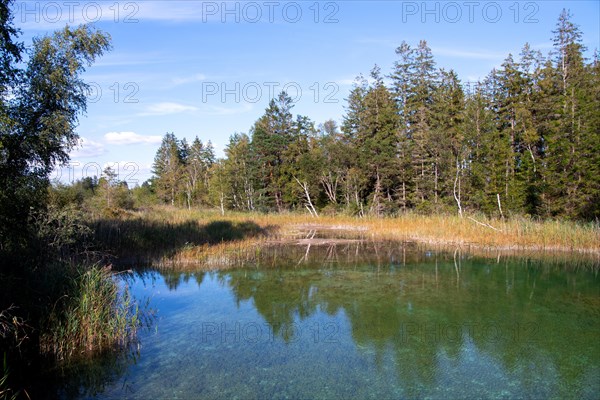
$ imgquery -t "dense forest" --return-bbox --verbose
[141,10,598,220]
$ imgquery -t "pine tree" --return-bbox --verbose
[356,65,400,215]
[153,132,184,206]
[406,40,438,208]
[431,69,465,213]
[463,84,499,214]
[341,75,368,141]
[543,9,588,217]
[390,42,416,210]
[180,137,204,208]
[250,91,295,211]
[576,50,600,218]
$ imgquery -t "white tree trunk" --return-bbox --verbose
[295,177,318,217]
[453,158,463,218]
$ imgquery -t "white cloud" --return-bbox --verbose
[70,137,106,158]
[104,131,163,145]
[139,102,199,116]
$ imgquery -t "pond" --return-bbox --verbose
[47,241,600,399]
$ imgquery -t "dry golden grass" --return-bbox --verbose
[127,206,599,263]
[179,208,595,248]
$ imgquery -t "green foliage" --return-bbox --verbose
[131,180,157,208]
[0,8,111,260]
[152,133,214,208]
[32,204,92,265]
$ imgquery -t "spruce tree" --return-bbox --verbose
[153,132,184,206]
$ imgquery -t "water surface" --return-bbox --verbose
[54,242,600,399]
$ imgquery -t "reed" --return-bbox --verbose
[128,207,599,254]
[89,206,599,271]
[40,265,141,362]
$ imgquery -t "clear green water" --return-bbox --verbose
[55,243,600,399]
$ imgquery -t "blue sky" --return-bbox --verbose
[11,1,600,185]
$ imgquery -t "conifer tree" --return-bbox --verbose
[153,132,184,206]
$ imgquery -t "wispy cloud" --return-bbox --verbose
[104,131,162,145]
[171,73,207,86]
[70,137,106,158]
[138,102,199,116]
[203,103,254,116]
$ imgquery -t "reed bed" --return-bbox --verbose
[90,206,599,270]
[40,266,141,362]
[134,207,599,253]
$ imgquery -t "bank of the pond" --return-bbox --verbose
[91,207,600,269]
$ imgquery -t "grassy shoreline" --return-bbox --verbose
[91,207,600,268]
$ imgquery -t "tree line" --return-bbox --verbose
[151,10,598,220]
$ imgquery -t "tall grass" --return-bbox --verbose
[91,211,270,264]
[128,206,599,254]
[88,206,599,271]
[40,266,141,361]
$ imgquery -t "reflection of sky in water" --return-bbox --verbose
[74,252,599,399]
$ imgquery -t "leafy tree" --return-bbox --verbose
[0,11,111,260]
[216,133,257,211]
[182,136,212,208]
[317,120,348,207]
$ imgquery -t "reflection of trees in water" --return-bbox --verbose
[160,270,206,291]
[225,269,320,341]
[220,245,599,396]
